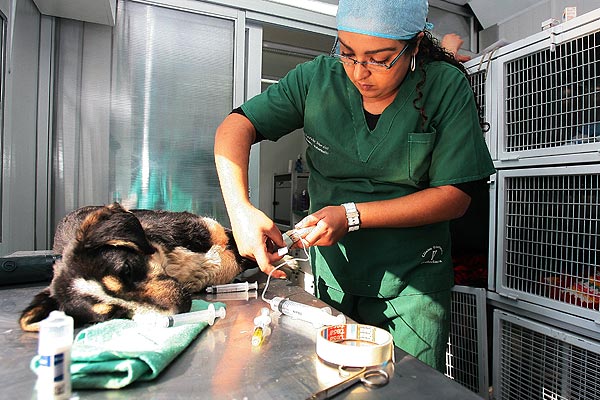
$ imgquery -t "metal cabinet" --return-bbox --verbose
[272,172,309,231]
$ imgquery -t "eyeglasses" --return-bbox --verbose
[329,37,410,72]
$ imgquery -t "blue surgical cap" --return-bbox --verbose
[336,0,434,40]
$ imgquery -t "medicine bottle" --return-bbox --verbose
[37,311,74,400]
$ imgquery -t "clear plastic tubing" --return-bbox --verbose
[37,311,74,400]
[269,297,346,328]
[137,304,226,327]
[206,281,258,293]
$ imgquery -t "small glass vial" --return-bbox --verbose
[37,311,74,400]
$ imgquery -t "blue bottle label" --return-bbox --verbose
[39,353,66,383]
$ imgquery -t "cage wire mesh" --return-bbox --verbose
[504,30,599,151]
[503,171,600,313]
[445,286,489,398]
[495,311,600,400]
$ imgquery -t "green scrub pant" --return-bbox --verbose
[316,279,451,372]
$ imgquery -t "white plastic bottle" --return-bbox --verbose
[36,311,74,400]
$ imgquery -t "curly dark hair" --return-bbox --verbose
[406,31,488,132]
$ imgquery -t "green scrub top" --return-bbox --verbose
[242,55,495,298]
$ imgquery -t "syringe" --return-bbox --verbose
[134,304,226,327]
[207,289,258,302]
[206,281,258,293]
[269,297,346,328]
[251,307,272,347]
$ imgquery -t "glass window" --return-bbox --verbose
[110,1,235,220]
[52,1,236,225]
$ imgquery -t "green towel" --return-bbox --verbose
[31,300,224,389]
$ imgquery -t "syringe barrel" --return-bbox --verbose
[271,297,346,327]
[170,304,227,326]
[206,281,258,293]
[170,305,216,326]
[134,305,226,327]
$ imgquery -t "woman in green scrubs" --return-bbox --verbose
[214,0,495,371]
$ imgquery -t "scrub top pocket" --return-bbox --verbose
[408,132,436,184]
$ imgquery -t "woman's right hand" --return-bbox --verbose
[229,205,288,279]
[294,205,349,247]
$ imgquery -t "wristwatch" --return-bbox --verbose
[341,202,360,232]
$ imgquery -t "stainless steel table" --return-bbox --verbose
[1,276,481,399]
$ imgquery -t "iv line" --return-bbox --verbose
[261,238,310,304]
[260,239,347,328]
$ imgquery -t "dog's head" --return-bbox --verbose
[19,204,192,331]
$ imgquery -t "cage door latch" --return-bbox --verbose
[499,154,521,161]
[498,292,519,302]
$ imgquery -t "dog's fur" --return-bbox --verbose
[19,203,257,331]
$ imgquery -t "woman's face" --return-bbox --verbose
[336,31,418,105]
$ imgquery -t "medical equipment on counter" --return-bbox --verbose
[315,324,394,367]
[206,281,258,293]
[269,297,346,328]
[207,289,257,302]
[307,366,390,400]
[1,250,59,286]
[261,243,345,328]
[251,307,272,347]
[36,311,74,400]
[308,324,394,399]
[135,304,226,327]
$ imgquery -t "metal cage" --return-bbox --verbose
[446,285,489,398]
[493,310,600,400]
[495,165,600,322]
[493,9,600,167]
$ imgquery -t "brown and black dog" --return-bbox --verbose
[19,203,257,331]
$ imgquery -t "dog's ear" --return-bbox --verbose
[19,288,59,332]
[76,203,155,255]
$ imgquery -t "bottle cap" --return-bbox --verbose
[38,311,74,351]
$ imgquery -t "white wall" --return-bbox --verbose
[479,0,599,50]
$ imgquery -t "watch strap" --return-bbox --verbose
[341,202,360,232]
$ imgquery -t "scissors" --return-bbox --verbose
[306,366,390,400]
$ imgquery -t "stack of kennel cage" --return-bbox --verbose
[446,286,489,398]
[486,9,600,400]
[443,54,496,398]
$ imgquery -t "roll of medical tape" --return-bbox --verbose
[315,324,394,367]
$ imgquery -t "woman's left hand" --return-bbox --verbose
[294,205,349,247]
